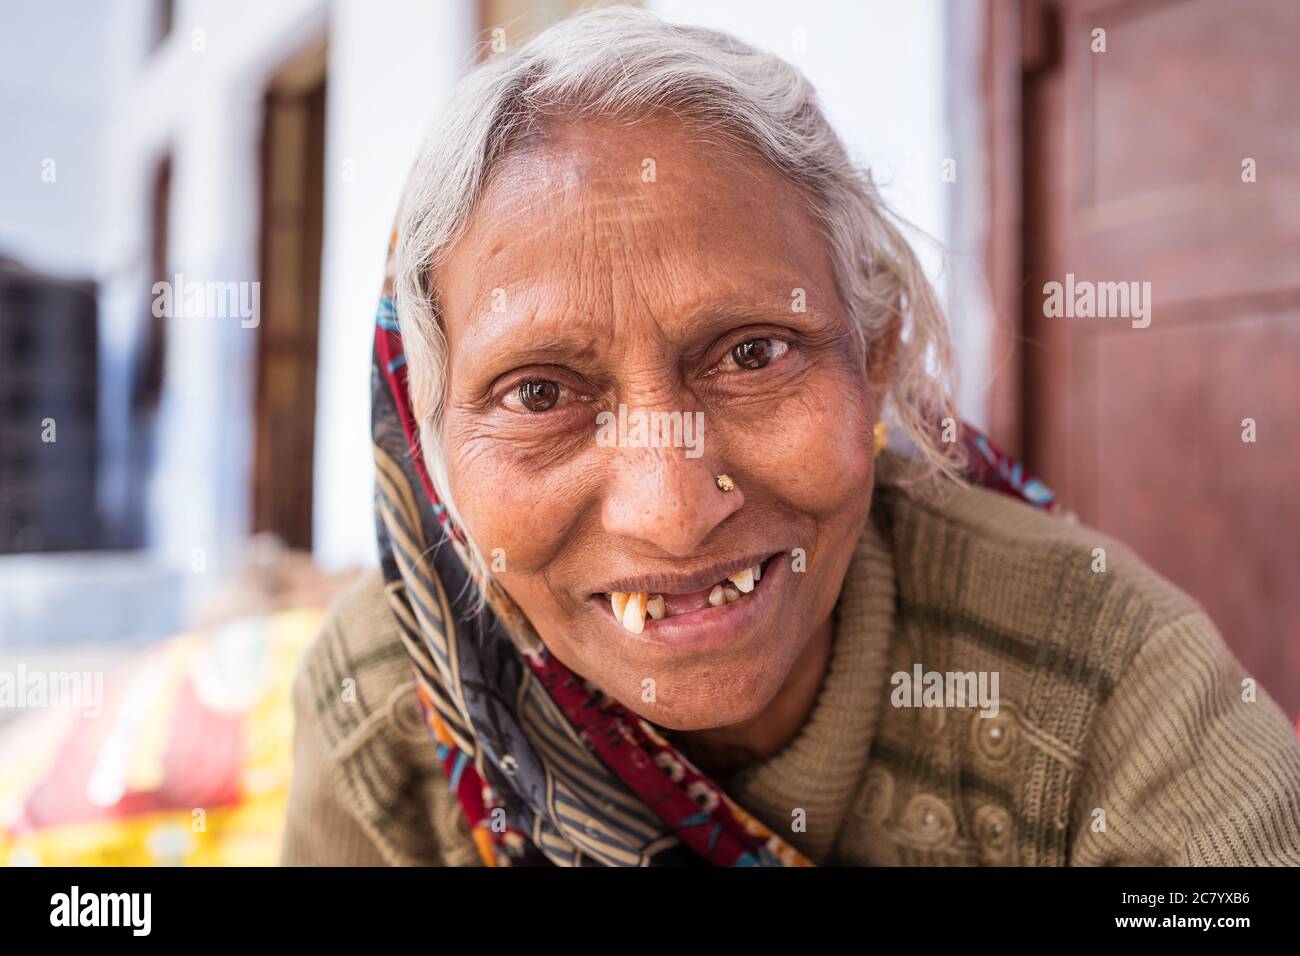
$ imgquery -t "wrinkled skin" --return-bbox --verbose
[433,113,887,771]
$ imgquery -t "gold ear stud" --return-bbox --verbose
[873,421,888,459]
[715,474,735,492]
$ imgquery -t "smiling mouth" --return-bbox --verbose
[602,556,776,634]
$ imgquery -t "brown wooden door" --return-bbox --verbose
[252,42,327,551]
[1019,0,1300,718]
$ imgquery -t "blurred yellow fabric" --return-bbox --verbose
[0,607,321,866]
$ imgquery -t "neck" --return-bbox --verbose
[669,614,834,777]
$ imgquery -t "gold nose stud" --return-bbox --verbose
[715,474,735,493]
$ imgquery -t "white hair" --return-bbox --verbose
[395,5,962,585]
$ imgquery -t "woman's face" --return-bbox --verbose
[435,115,881,731]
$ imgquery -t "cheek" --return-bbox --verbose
[730,366,876,516]
[441,414,585,576]
[442,425,603,676]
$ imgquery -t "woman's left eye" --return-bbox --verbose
[718,337,789,372]
[503,379,573,413]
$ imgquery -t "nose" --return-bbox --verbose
[600,445,743,557]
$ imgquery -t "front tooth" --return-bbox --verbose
[610,591,629,620]
[622,591,647,634]
[753,563,762,582]
[708,585,726,607]
[723,586,740,604]
[646,595,666,620]
[728,567,755,594]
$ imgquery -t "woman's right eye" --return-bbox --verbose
[507,379,566,413]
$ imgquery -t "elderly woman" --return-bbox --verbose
[282,7,1300,866]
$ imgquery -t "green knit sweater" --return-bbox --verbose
[281,454,1300,866]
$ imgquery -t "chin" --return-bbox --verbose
[613,641,795,733]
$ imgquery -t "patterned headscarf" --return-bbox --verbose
[370,230,1056,867]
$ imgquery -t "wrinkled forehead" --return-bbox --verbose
[479,113,809,239]
[433,113,838,346]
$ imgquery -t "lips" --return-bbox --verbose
[604,559,768,634]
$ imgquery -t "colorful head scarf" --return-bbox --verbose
[370,230,1056,867]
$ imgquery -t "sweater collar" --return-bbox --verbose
[715,503,898,863]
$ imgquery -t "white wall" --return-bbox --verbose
[0,0,477,640]
[311,0,478,570]
[98,0,328,589]
[91,0,477,577]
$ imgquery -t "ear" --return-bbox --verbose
[865,306,903,404]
